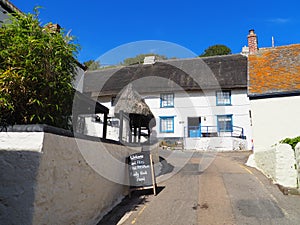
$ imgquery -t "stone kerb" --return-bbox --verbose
[254,144,298,188]
[0,130,135,225]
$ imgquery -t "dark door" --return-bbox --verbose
[188,117,201,137]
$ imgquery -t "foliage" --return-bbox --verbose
[83,60,101,70]
[280,136,300,150]
[122,53,167,66]
[159,140,180,149]
[0,9,79,129]
[199,44,232,57]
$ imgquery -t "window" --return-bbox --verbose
[108,118,119,127]
[216,90,231,106]
[160,93,174,108]
[217,115,233,132]
[160,116,174,133]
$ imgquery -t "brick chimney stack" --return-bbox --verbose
[248,29,258,54]
[44,23,61,34]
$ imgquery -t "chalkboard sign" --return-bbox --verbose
[127,152,156,195]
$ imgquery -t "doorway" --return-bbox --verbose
[188,117,201,138]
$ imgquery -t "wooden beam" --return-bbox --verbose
[103,113,107,139]
[119,111,124,142]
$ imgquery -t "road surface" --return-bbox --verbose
[98,151,300,225]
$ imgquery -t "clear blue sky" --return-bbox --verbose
[11,0,300,65]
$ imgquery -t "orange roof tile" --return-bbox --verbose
[248,44,300,97]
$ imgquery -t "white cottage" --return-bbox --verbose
[247,30,300,150]
[83,54,252,150]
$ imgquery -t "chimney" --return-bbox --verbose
[44,23,61,34]
[247,29,258,54]
[143,56,156,65]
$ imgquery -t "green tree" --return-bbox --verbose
[83,60,101,70]
[122,53,167,65]
[199,44,231,57]
[0,9,79,129]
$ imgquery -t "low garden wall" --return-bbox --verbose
[251,144,298,188]
[0,128,137,225]
[185,137,248,151]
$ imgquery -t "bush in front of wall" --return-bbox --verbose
[280,136,300,150]
[0,8,79,130]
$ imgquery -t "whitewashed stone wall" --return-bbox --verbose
[184,137,247,151]
[295,143,300,188]
[0,132,136,225]
[253,144,298,188]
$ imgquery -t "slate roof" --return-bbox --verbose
[73,91,109,115]
[83,54,247,96]
[248,44,300,98]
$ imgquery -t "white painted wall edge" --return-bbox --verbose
[0,132,44,152]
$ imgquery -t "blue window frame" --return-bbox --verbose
[160,116,174,133]
[216,90,231,106]
[217,115,233,132]
[160,93,174,108]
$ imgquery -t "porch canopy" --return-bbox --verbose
[114,84,156,143]
[73,91,109,139]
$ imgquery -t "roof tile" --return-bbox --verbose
[248,44,300,96]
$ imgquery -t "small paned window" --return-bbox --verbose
[217,115,233,132]
[160,93,174,108]
[160,116,174,133]
[216,90,231,106]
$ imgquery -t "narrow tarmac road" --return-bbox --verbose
[98,151,300,225]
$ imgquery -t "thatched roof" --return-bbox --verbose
[83,54,247,96]
[114,84,156,129]
[114,84,152,116]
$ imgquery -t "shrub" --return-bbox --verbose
[280,136,300,150]
[0,8,79,129]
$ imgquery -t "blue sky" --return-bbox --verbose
[11,0,300,65]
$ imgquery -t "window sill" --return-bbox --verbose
[216,104,232,106]
[160,106,174,108]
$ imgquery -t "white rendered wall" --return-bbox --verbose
[143,89,251,149]
[250,95,300,151]
[0,132,135,225]
[95,89,252,149]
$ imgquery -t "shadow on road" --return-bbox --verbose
[159,156,174,176]
[97,156,173,225]
[97,187,165,225]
